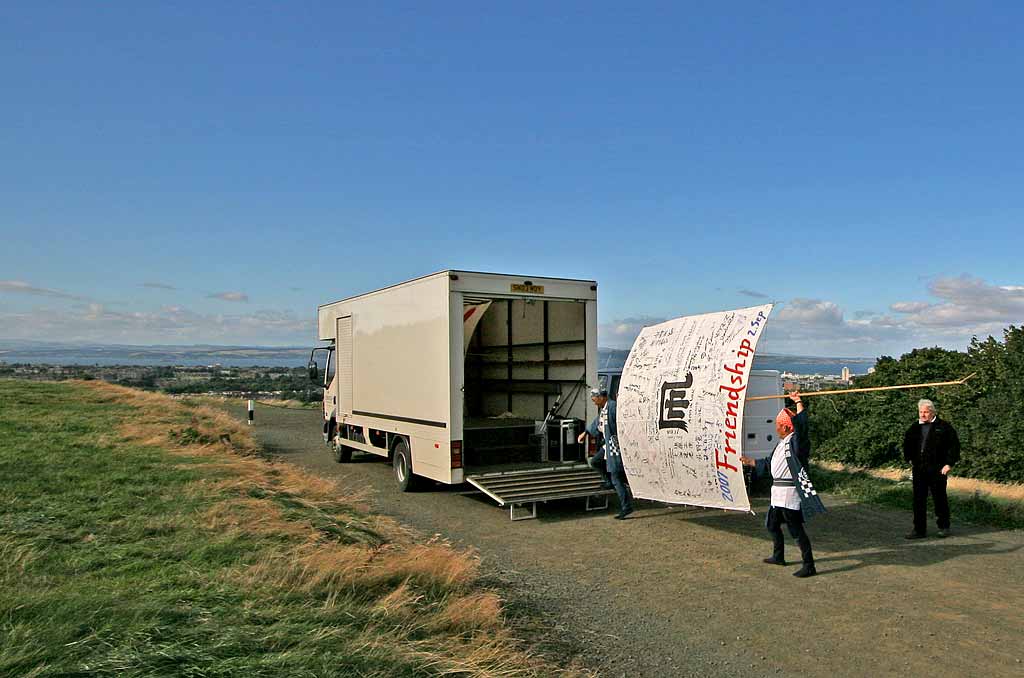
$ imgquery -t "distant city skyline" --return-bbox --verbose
[3,3,1022,357]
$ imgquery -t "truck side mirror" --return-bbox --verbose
[307,361,319,382]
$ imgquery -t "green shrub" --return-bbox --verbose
[809,327,1024,483]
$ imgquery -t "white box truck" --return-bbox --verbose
[309,270,600,499]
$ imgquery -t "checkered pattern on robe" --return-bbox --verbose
[599,404,620,456]
[783,441,827,520]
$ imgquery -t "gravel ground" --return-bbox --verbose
[235,403,1024,678]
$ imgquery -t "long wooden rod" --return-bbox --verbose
[746,373,976,401]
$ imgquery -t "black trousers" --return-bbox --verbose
[767,507,814,565]
[912,466,950,533]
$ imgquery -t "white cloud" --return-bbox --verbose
[6,274,1019,356]
[599,275,1024,357]
[0,304,313,345]
[890,301,931,314]
[598,315,667,349]
[209,291,250,303]
[763,275,1024,356]
[920,275,1024,323]
[141,282,177,290]
[774,298,843,326]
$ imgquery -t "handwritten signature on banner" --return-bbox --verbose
[618,304,773,511]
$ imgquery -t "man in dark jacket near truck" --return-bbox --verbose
[579,387,634,519]
[903,399,961,539]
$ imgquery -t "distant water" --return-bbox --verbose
[598,348,875,376]
[0,347,308,368]
[751,355,875,376]
[0,354,303,367]
[1,344,877,375]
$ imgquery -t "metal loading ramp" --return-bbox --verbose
[466,463,615,520]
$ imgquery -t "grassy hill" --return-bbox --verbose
[0,380,581,677]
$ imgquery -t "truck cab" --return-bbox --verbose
[308,344,338,449]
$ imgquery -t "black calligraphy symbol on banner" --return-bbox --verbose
[659,373,694,431]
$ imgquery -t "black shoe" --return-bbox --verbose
[937,529,950,538]
[793,564,817,578]
[600,482,613,490]
[763,556,787,566]
[904,531,927,540]
[614,508,634,520]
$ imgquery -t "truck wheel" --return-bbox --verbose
[334,443,353,463]
[392,438,420,492]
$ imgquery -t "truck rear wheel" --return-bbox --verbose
[392,438,420,492]
[333,443,353,463]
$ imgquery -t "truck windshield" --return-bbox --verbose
[310,347,335,386]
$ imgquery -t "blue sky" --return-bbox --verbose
[2,1,1022,357]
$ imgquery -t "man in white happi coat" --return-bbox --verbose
[741,407,817,578]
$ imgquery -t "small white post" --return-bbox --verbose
[247,399,254,425]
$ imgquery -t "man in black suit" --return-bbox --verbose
[903,399,960,539]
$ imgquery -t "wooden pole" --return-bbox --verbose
[745,373,976,401]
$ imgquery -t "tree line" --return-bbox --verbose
[806,325,1024,483]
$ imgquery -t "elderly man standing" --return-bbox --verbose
[578,387,634,519]
[741,407,824,578]
[903,399,960,539]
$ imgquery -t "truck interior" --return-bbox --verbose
[461,297,589,471]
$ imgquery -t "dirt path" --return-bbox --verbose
[236,404,1024,677]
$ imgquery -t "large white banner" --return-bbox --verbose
[617,304,773,512]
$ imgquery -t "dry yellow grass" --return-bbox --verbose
[202,497,314,540]
[371,542,480,590]
[70,381,584,677]
[237,540,480,595]
[817,460,1024,501]
[84,381,379,535]
[372,581,423,619]
[431,592,504,632]
[389,629,593,678]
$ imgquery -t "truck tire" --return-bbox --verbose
[333,443,353,463]
[392,438,420,492]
